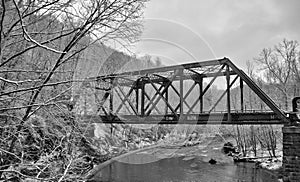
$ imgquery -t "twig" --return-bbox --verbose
[12,0,66,54]
[0,77,18,85]
[57,158,73,182]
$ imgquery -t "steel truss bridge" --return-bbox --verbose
[82,58,297,125]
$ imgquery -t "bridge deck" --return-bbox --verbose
[81,112,287,125]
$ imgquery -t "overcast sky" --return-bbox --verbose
[133,0,300,70]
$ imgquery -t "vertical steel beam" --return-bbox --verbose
[226,64,231,121]
[199,77,203,113]
[179,68,184,115]
[135,88,139,114]
[165,82,169,115]
[109,90,113,113]
[141,83,145,116]
[109,79,114,135]
[240,77,244,112]
[109,79,114,114]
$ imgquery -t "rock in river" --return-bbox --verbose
[209,158,217,164]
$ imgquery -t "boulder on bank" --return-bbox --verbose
[222,142,238,154]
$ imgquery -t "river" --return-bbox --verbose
[88,138,279,182]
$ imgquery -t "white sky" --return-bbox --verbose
[132,0,300,70]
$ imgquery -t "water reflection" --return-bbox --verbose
[91,154,278,182]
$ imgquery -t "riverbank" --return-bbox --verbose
[230,144,283,180]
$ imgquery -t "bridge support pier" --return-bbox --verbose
[282,126,300,182]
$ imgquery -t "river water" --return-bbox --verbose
[90,153,279,182]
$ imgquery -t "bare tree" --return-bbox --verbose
[0,0,147,180]
[255,39,299,110]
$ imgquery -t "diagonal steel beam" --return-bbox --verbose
[100,106,109,115]
[95,92,110,113]
[116,85,138,115]
[224,58,289,122]
[170,84,192,112]
[146,78,178,117]
[186,64,226,115]
[174,82,196,113]
[114,88,134,114]
[144,82,165,112]
[208,75,239,113]
[144,71,180,117]
[144,90,162,114]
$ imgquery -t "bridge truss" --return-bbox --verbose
[84,58,291,125]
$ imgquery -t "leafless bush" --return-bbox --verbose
[232,125,281,158]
